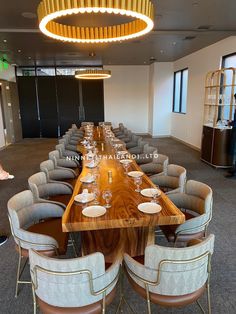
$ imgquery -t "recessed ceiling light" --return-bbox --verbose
[89,52,96,57]
[160,50,164,54]
[28,56,32,60]
[18,49,22,53]
[22,12,37,19]
[173,42,177,46]
[3,39,7,43]
[144,61,147,64]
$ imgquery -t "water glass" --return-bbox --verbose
[134,176,142,192]
[102,190,112,208]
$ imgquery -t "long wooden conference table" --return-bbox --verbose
[62,128,185,262]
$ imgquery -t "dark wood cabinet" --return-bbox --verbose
[201,125,233,167]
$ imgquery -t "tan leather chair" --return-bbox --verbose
[29,250,120,314]
[8,190,68,297]
[124,235,215,314]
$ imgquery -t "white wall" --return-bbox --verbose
[172,36,236,149]
[150,62,173,137]
[0,65,16,148]
[104,65,149,133]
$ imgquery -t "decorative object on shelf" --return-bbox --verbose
[37,0,154,43]
[201,67,236,168]
[75,69,111,80]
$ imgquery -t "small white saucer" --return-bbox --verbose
[80,175,94,183]
[86,161,99,169]
[82,206,106,218]
[74,193,95,203]
[141,188,161,198]
[128,171,144,178]
[120,159,133,164]
[138,202,162,214]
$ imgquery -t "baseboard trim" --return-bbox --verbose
[151,135,171,139]
[171,136,200,151]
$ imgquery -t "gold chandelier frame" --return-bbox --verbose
[75,69,111,79]
[38,0,154,43]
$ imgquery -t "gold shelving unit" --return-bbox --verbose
[204,67,236,127]
[201,67,236,168]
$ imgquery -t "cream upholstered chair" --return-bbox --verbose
[128,138,146,155]
[140,154,169,177]
[28,172,73,209]
[57,139,78,154]
[63,133,79,145]
[29,250,120,314]
[56,144,81,165]
[160,180,213,245]
[40,160,77,187]
[135,145,158,165]
[124,235,215,314]
[113,123,124,135]
[150,164,187,195]
[8,190,68,297]
[126,134,142,149]
[49,150,80,169]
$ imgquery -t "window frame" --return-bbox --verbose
[172,68,188,114]
[222,52,236,68]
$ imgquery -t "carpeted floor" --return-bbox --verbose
[0,138,235,314]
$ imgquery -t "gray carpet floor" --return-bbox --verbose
[0,138,235,314]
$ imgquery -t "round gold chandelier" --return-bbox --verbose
[37,0,154,43]
[75,69,111,79]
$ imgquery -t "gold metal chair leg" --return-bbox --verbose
[207,282,211,314]
[32,285,37,314]
[196,300,206,314]
[145,284,152,314]
[15,247,31,298]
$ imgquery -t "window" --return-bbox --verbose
[173,68,188,114]
[222,53,236,68]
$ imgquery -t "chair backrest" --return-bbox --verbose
[29,250,119,308]
[40,160,55,173]
[55,144,65,157]
[153,154,169,174]
[166,164,187,192]
[28,172,48,199]
[49,150,60,165]
[124,234,214,296]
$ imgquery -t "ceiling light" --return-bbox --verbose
[3,39,7,43]
[89,52,96,57]
[37,1,154,43]
[18,49,22,53]
[160,50,164,54]
[173,42,176,46]
[75,69,111,80]
[28,56,31,60]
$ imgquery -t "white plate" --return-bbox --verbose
[80,175,94,183]
[82,206,106,218]
[128,171,144,178]
[74,193,95,203]
[86,161,99,168]
[141,188,161,198]
[117,150,127,155]
[138,202,162,214]
[120,159,133,164]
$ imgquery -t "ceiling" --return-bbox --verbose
[0,0,235,66]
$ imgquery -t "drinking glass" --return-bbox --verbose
[134,176,142,192]
[151,187,160,203]
[122,162,130,174]
[92,184,100,205]
[102,190,112,208]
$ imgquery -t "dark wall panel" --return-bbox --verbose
[82,80,104,124]
[56,77,80,135]
[37,77,58,137]
[17,77,40,137]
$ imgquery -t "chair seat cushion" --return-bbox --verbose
[37,286,116,314]
[160,212,205,242]
[125,267,206,308]
[27,218,68,255]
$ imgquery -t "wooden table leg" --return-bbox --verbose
[81,227,155,263]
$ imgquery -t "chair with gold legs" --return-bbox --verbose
[122,235,215,314]
[29,250,120,314]
[7,190,68,298]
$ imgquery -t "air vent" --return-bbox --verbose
[184,36,196,41]
[198,25,211,30]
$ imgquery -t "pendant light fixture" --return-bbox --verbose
[75,69,111,80]
[37,0,154,43]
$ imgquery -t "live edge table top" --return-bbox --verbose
[62,128,185,233]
